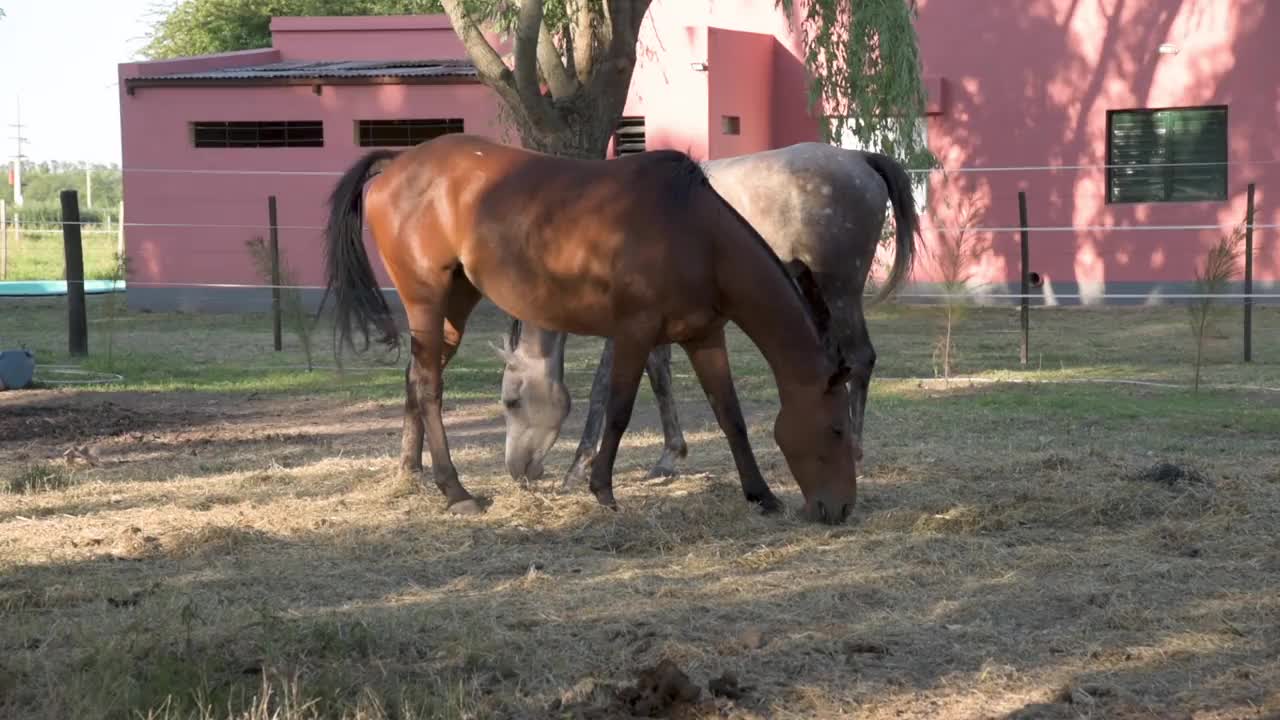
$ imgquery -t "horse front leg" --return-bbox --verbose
[680,327,782,513]
[563,342,687,488]
[587,337,651,510]
[644,344,688,478]
[562,339,613,490]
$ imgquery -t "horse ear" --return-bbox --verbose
[490,338,515,366]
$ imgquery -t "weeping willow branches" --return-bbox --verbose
[777,0,935,171]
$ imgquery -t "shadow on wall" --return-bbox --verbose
[916,0,1278,303]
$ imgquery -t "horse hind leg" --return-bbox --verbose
[399,273,481,482]
[813,270,874,456]
[401,276,484,515]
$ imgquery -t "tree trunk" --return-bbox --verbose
[510,98,616,161]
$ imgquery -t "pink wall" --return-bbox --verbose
[118,76,505,295]
[269,16,488,61]
[707,29,774,159]
[915,0,1280,298]
[624,20,711,159]
[118,1,1279,311]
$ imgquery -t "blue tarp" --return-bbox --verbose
[0,280,126,297]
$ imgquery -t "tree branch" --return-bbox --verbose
[570,0,597,85]
[513,0,546,109]
[439,0,516,99]
[562,19,577,79]
[608,0,649,58]
[538,19,579,98]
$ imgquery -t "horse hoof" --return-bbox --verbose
[646,464,677,480]
[447,499,484,516]
[752,495,783,515]
[593,488,618,509]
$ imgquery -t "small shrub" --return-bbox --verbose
[1187,218,1247,393]
[102,252,133,370]
[927,172,987,378]
[7,464,75,494]
[246,236,315,371]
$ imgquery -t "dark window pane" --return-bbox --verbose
[191,120,325,148]
[1107,106,1226,203]
[356,119,465,147]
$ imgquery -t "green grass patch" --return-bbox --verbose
[2,228,119,281]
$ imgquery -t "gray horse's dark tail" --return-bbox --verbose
[863,152,921,305]
[323,149,402,356]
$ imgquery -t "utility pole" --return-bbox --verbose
[86,167,93,209]
[8,97,27,208]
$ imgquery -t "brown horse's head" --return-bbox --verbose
[773,361,860,524]
[495,323,571,484]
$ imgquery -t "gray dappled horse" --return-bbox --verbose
[497,141,920,487]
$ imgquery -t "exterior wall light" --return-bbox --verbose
[690,62,708,71]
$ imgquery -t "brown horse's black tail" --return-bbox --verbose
[863,152,921,306]
[324,149,401,356]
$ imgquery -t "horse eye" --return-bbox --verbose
[831,425,844,436]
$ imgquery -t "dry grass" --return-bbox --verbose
[2,301,1280,719]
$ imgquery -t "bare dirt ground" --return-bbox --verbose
[3,376,1279,719]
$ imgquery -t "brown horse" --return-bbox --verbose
[500,142,920,488]
[323,133,859,524]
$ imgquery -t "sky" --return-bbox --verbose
[1,0,160,166]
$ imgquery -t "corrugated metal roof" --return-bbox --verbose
[129,59,478,85]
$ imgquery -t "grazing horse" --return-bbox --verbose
[323,133,860,524]
[500,142,920,488]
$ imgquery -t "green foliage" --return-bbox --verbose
[141,0,445,59]
[3,203,109,225]
[777,0,935,172]
[2,161,121,212]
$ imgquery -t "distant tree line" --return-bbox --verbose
[3,162,122,225]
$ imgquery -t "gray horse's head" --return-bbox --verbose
[495,321,570,483]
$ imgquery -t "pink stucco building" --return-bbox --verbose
[118,0,1278,311]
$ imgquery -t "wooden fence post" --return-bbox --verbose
[1018,190,1030,366]
[117,200,125,260]
[1,199,7,280]
[268,195,282,352]
[1243,182,1255,363]
[61,190,89,357]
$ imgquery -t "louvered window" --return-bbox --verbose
[357,118,464,147]
[1106,106,1227,203]
[613,116,646,157]
[192,121,324,148]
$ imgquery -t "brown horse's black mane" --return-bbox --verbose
[639,149,841,366]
